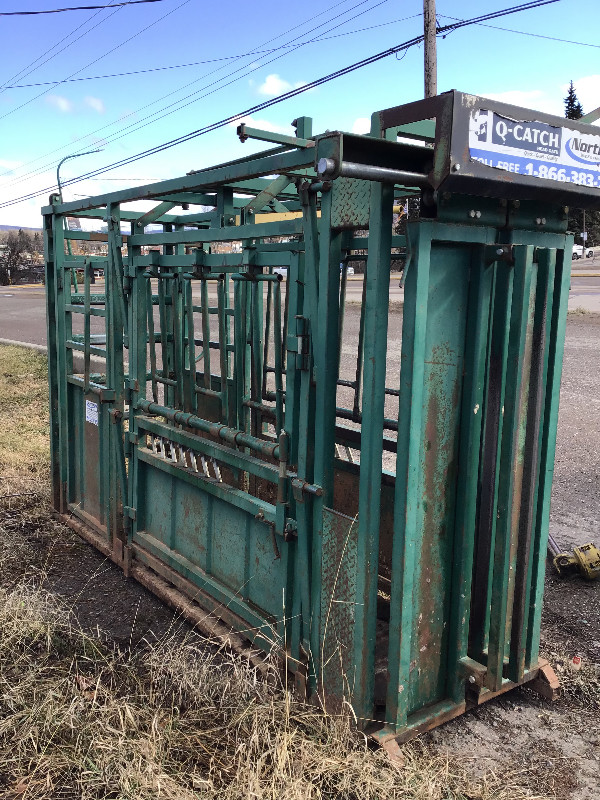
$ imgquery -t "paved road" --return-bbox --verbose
[1,264,600,347]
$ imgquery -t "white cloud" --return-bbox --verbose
[84,95,105,113]
[352,117,371,134]
[258,74,292,96]
[46,94,73,113]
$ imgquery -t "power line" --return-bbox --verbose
[2,14,423,89]
[0,0,167,15]
[437,14,600,49]
[1,0,390,187]
[436,0,559,34]
[0,0,194,120]
[0,0,127,92]
[0,0,565,209]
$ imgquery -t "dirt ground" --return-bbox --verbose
[1,310,599,798]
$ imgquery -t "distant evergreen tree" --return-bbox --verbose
[564,82,600,247]
[564,80,584,119]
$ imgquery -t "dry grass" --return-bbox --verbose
[0,343,591,799]
[0,345,50,477]
[0,580,556,800]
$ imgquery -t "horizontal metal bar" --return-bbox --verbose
[69,294,106,305]
[65,304,106,316]
[318,158,431,187]
[129,217,304,246]
[238,124,314,149]
[43,146,315,215]
[66,341,107,357]
[137,399,280,459]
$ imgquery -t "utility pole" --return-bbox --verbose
[423,0,437,98]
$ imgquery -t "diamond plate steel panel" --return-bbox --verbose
[320,506,358,709]
[331,177,371,229]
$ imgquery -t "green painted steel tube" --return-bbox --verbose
[137,399,280,460]
[486,245,534,692]
[385,221,431,732]
[352,182,394,723]
[446,248,493,704]
[526,246,571,666]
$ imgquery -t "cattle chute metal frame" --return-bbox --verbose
[44,91,599,743]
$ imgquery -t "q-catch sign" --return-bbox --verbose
[469,109,600,188]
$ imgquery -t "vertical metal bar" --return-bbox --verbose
[486,245,534,692]
[128,219,147,548]
[233,278,245,430]
[526,245,570,666]
[224,272,232,422]
[446,248,493,703]
[469,263,511,662]
[173,272,184,409]
[262,278,272,399]
[509,248,555,682]
[83,258,91,391]
[157,273,171,406]
[384,221,431,733]
[146,279,158,403]
[105,202,126,550]
[337,261,347,377]
[217,277,229,423]
[273,278,284,434]
[282,270,289,367]
[250,278,263,437]
[185,277,197,413]
[353,274,368,417]
[44,208,62,511]
[201,276,212,389]
[310,187,342,690]
[352,182,394,724]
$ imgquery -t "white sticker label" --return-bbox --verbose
[85,399,99,426]
[469,108,600,188]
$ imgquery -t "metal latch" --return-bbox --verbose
[288,315,310,370]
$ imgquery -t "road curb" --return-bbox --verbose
[0,337,47,354]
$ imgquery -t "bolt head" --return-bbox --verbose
[468,675,476,684]
[452,163,461,172]
[469,210,476,218]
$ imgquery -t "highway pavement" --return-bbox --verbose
[1,260,600,347]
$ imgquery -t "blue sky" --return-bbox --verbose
[0,0,598,228]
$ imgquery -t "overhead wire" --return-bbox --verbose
[0,0,195,120]
[0,0,127,93]
[0,0,566,209]
[0,0,168,15]
[1,0,392,187]
[437,14,600,49]
[2,13,423,89]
